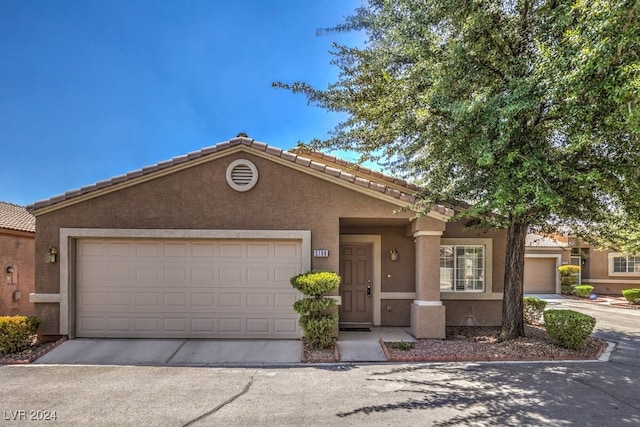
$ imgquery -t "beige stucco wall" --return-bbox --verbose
[33,152,419,334]
[0,230,35,317]
[440,219,508,326]
[33,150,511,333]
[580,247,640,294]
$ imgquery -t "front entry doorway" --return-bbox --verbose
[339,243,373,327]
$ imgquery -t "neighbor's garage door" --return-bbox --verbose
[76,239,302,339]
[523,257,557,294]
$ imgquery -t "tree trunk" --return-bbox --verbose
[499,221,529,340]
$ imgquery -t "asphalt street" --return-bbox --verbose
[1,299,638,426]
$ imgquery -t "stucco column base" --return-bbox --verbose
[410,303,446,339]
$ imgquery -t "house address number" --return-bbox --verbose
[313,249,329,257]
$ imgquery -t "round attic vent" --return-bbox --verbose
[226,159,258,192]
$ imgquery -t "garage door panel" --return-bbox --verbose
[524,257,557,293]
[76,238,303,338]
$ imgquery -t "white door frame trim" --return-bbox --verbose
[58,228,311,336]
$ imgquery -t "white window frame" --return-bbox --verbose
[440,244,486,292]
[608,252,640,276]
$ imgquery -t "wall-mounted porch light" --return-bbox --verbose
[46,246,58,263]
[6,265,14,285]
[389,248,399,262]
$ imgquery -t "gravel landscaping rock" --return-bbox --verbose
[382,325,607,362]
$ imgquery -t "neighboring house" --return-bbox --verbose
[571,239,640,295]
[524,233,640,295]
[27,135,507,341]
[0,202,36,316]
[524,233,571,294]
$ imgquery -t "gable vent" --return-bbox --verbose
[226,159,258,192]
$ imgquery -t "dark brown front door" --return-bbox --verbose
[339,243,373,325]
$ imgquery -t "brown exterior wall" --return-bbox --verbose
[577,246,640,295]
[380,299,411,326]
[32,149,512,334]
[33,152,416,334]
[0,229,35,316]
[443,300,502,326]
[340,225,415,293]
[443,219,508,294]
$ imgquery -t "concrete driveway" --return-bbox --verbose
[34,339,303,366]
[33,327,415,366]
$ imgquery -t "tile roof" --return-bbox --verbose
[526,233,568,248]
[27,136,455,218]
[0,202,36,233]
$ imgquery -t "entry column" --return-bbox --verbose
[411,231,446,338]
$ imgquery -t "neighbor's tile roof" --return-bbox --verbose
[0,202,36,233]
[28,136,454,217]
[526,233,568,248]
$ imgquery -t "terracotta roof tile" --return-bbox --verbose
[27,137,447,218]
[526,233,568,248]
[294,156,311,167]
[309,161,326,172]
[324,166,342,177]
[0,202,35,233]
[265,146,283,156]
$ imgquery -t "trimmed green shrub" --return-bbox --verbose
[622,288,640,304]
[290,271,341,296]
[574,285,595,298]
[523,296,547,324]
[558,265,581,276]
[561,285,575,295]
[543,310,596,349]
[0,316,41,355]
[558,265,581,294]
[298,315,339,349]
[291,271,341,350]
[293,297,336,314]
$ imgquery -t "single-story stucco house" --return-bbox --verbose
[524,233,640,295]
[27,135,508,341]
[0,202,36,316]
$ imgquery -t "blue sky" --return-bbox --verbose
[0,0,365,206]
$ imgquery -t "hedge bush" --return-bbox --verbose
[291,271,341,350]
[523,296,547,324]
[622,288,640,304]
[574,285,595,298]
[0,316,41,355]
[543,309,596,349]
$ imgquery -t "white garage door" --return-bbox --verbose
[523,258,557,294]
[76,238,303,339]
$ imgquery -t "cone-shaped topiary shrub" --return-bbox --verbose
[558,265,581,294]
[290,271,341,350]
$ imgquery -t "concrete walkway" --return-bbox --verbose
[34,327,415,366]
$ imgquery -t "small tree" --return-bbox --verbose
[290,271,341,349]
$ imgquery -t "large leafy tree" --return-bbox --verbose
[275,0,640,339]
